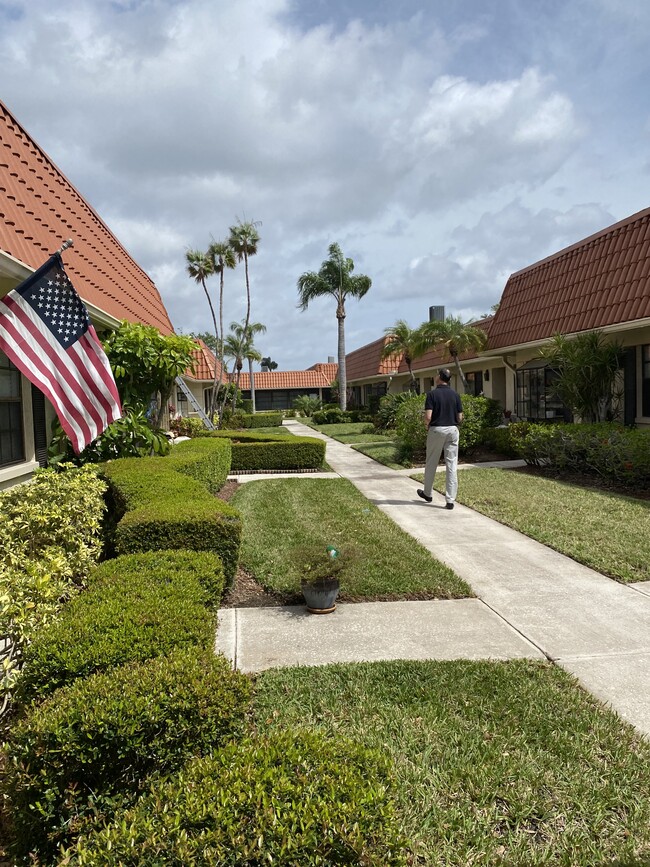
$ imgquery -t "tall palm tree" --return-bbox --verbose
[419,316,487,393]
[381,319,426,392]
[228,219,261,335]
[207,239,237,416]
[297,242,371,411]
[222,327,246,415]
[230,320,267,413]
[185,249,221,417]
[261,356,278,371]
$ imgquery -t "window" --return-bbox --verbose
[0,351,25,466]
[516,362,567,422]
[643,345,650,417]
[465,371,483,396]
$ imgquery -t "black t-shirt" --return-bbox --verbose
[425,385,462,427]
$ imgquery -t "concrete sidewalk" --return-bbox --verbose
[217,419,650,738]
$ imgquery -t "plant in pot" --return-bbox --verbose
[296,545,352,614]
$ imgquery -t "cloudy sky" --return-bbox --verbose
[1,0,649,369]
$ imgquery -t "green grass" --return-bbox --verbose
[412,467,649,583]
[299,421,375,436]
[242,426,293,435]
[231,478,469,599]
[352,440,415,469]
[253,659,650,866]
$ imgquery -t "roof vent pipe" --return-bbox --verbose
[429,305,445,322]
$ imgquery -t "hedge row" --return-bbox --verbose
[168,435,232,493]
[15,550,224,706]
[198,429,326,470]
[507,421,650,485]
[103,449,241,587]
[63,729,407,866]
[5,648,251,860]
[224,410,284,429]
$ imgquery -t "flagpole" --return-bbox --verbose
[54,239,74,255]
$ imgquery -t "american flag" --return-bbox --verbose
[0,253,122,453]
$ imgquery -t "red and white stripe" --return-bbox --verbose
[0,290,121,454]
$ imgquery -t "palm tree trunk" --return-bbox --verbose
[200,278,220,419]
[453,354,470,393]
[249,358,256,413]
[243,252,251,334]
[337,312,346,411]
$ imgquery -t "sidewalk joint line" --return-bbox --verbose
[477,597,555,662]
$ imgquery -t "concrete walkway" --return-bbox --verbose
[218,420,650,737]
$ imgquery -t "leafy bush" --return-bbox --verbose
[395,393,426,461]
[169,415,205,438]
[15,550,222,705]
[197,430,325,470]
[509,422,650,486]
[103,456,241,587]
[376,392,414,429]
[312,406,351,424]
[4,649,251,861]
[293,395,322,417]
[458,394,503,453]
[222,410,284,429]
[48,408,171,466]
[480,425,519,457]
[64,729,407,866]
[0,467,106,714]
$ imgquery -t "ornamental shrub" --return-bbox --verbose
[395,393,426,462]
[458,394,502,453]
[103,456,241,587]
[376,391,414,429]
[167,435,232,493]
[15,550,221,705]
[169,415,205,438]
[0,466,106,713]
[64,729,407,866]
[4,649,252,861]
[197,430,325,470]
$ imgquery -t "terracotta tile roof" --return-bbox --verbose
[306,362,338,381]
[0,100,173,333]
[236,368,336,390]
[345,336,399,380]
[186,340,227,382]
[488,207,650,350]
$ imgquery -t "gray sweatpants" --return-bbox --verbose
[423,425,459,503]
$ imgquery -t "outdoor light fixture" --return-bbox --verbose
[484,370,490,381]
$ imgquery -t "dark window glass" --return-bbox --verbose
[0,351,25,466]
[642,346,650,417]
[516,363,568,422]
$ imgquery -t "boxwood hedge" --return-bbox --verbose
[103,455,241,587]
[167,435,232,494]
[63,729,407,866]
[15,550,222,706]
[197,429,325,470]
[4,649,252,861]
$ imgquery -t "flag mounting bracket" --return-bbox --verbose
[54,239,74,255]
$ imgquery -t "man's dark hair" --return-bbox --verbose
[438,368,451,383]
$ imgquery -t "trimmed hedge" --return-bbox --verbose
[15,550,222,706]
[103,456,241,587]
[224,410,284,429]
[198,429,326,470]
[508,421,650,486]
[64,729,407,866]
[4,649,252,861]
[167,435,232,494]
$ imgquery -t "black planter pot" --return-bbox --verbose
[301,577,340,614]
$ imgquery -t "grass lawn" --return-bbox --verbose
[410,467,649,583]
[230,478,469,599]
[242,425,293,435]
[352,440,414,469]
[253,659,650,866]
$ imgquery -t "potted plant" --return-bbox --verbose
[297,545,350,614]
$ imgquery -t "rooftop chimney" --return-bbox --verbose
[429,305,445,322]
[328,356,335,364]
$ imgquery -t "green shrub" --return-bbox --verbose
[64,729,407,866]
[458,394,503,453]
[223,410,284,429]
[480,425,519,457]
[197,430,325,470]
[376,392,415,429]
[104,457,241,587]
[15,550,222,705]
[167,435,232,493]
[510,422,650,486]
[395,393,426,461]
[169,415,206,438]
[4,649,251,861]
[241,399,253,413]
[313,407,350,424]
[0,466,107,711]
[293,395,322,417]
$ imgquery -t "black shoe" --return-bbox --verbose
[445,502,454,510]
[417,489,433,503]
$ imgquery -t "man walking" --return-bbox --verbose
[417,368,463,510]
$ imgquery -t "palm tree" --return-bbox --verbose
[381,319,426,392]
[186,249,221,417]
[261,356,278,371]
[222,327,246,415]
[230,320,267,413]
[228,219,261,335]
[207,239,237,416]
[297,242,371,411]
[419,316,487,393]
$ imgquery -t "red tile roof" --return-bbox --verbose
[0,100,173,333]
[306,362,338,381]
[236,368,336,390]
[345,336,399,380]
[186,340,227,382]
[488,207,650,350]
